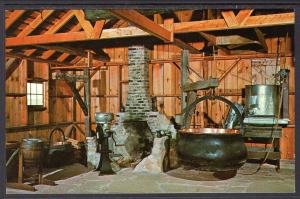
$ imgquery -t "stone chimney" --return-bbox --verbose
[125,45,152,119]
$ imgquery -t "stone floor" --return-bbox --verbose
[6,161,295,194]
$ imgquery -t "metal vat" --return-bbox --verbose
[177,128,247,171]
[245,85,279,117]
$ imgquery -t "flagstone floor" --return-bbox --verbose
[6,160,295,194]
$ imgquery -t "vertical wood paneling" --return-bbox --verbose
[280,127,295,160]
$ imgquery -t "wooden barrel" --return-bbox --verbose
[21,138,44,169]
[6,141,20,181]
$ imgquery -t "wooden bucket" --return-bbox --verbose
[21,138,44,169]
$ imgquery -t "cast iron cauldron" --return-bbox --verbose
[177,128,247,171]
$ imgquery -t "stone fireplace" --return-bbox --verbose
[87,45,178,171]
[110,45,154,166]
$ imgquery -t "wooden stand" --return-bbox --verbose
[243,126,282,171]
[6,149,55,192]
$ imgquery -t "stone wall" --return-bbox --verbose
[125,45,152,119]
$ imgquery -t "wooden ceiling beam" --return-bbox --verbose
[35,44,106,62]
[109,9,173,42]
[221,11,239,28]
[6,58,22,80]
[236,9,254,26]
[70,56,83,65]
[46,10,75,34]
[173,38,202,54]
[216,35,259,46]
[5,10,26,30]
[41,23,82,60]
[199,32,230,54]
[174,10,194,22]
[173,10,202,54]
[6,52,72,66]
[73,10,95,38]
[8,10,54,67]
[93,20,106,38]
[174,12,294,33]
[57,53,70,62]
[41,50,56,59]
[17,10,55,37]
[23,10,76,57]
[254,28,268,52]
[6,12,294,47]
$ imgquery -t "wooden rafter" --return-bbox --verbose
[70,56,83,64]
[221,11,239,27]
[41,50,56,59]
[216,35,259,46]
[23,10,76,57]
[73,10,95,38]
[46,10,75,34]
[93,20,106,38]
[199,32,230,54]
[6,58,22,80]
[173,10,202,54]
[109,9,173,42]
[236,9,254,26]
[6,12,294,47]
[34,11,104,64]
[17,10,55,37]
[173,38,202,54]
[6,10,54,78]
[174,10,194,22]
[254,28,268,52]
[57,53,70,62]
[34,44,102,62]
[6,52,72,66]
[41,23,82,60]
[174,12,294,33]
[5,10,26,30]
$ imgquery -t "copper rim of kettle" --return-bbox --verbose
[178,128,240,134]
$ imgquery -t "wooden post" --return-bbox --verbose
[118,65,122,111]
[72,70,77,123]
[281,69,290,119]
[181,50,197,127]
[84,52,92,137]
[17,149,23,183]
[181,50,189,112]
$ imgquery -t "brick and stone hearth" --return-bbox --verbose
[87,45,177,170]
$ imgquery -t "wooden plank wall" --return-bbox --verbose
[6,61,74,142]
[5,32,295,160]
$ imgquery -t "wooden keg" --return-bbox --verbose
[21,138,44,169]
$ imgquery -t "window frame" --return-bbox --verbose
[26,81,46,111]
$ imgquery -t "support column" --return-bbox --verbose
[84,51,92,137]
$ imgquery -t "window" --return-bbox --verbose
[27,82,44,107]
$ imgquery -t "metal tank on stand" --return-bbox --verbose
[242,70,290,171]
